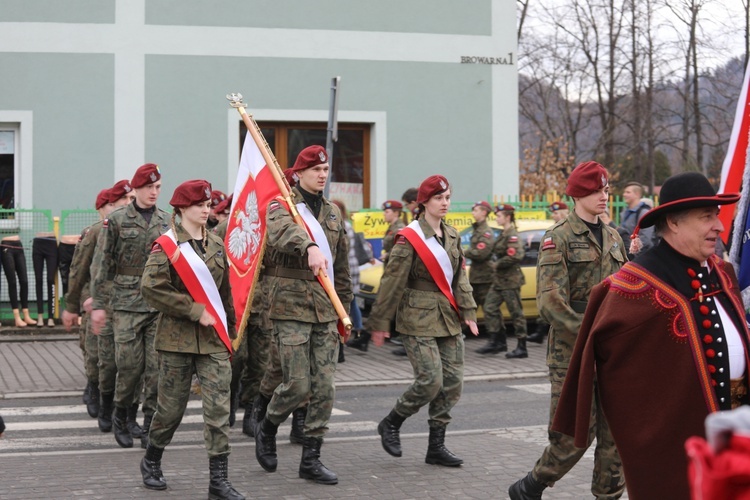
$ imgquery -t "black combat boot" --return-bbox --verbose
[86,384,100,418]
[140,444,167,490]
[526,324,549,344]
[248,394,270,438]
[241,403,254,437]
[378,409,406,457]
[508,471,547,500]
[290,407,307,445]
[98,392,114,432]
[506,338,529,359]
[425,423,463,466]
[141,413,153,449]
[299,437,338,485]
[113,406,133,448]
[475,332,508,354]
[346,330,371,352]
[255,418,279,472]
[127,403,143,438]
[83,380,92,404]
[208,455,245,500]
[338,344,345,363]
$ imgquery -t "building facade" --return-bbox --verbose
[0,0,517,213]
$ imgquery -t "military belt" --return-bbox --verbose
[407,280,440,292]
[263,266,316,281]
[116,266,144,276]
[570,300,588,314]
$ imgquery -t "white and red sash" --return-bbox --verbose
[155,230,231,354]
[399,220,459,312]
[296,203,335,281]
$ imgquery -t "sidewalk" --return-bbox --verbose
[0,327,548,398]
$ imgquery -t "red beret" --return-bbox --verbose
[215,193,233,215]
[291,145,328,172]
[131,163,161,189]
[417,175,450,204]
[382,200,403,210]
[548,201,569,212]
[565,161,608,197]
[473,201,492,212]
[109,179,133,201]
[495,204,515,214]
[284,168,297,187]
[95,189,110,210]
[210,190,226,207]
[169,179,212,209]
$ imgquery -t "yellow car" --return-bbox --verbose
[357,218,553,321]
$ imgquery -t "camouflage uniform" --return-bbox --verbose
[67,224,101,391]
[464,219,495,314]
[263,187,352,439]
[532,210,627,497]
[141,223,236,457]
[367,218,477,426]
[91,203,170,419]
[484,223,527,339]
[381,218,405,263]
[239,276,273,407]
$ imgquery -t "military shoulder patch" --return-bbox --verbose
[508,236,518,242]
[396,235,407,245]
[103,219,109,228]
[507,247,516,256]
[484,232,492,238]
[151,243,162,254]
[269,201,282,213]
[541,237,556,250]
[477,242,486,250]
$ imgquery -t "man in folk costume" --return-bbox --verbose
[253,145,352,485]
[509,161,627,500]
[552,172,750,500]
[91,163,171,450]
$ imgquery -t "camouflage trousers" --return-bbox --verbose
[112,310,159,416]
[532,367,625,499]
[265,320,338,438]
[238,322,273,408]
[80,313,99,385]
[149,350,232,458]
[470,282,491,315]
[394,334,464,426]
[96,313,119,396]
[483,286,527,339]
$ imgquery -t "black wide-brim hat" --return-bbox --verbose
[638,172,740,229]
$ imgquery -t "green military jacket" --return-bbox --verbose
[366,218,477,337]
[465,219,495,285]
[91,202,170,312]
[265,187,353,323]
[492,224,525,290]
[65,220,105,313]
[381,219,406,262]
[537,210,627,369]
[141,224,237,354]
[211,219,228,240]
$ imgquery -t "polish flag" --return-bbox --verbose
[719,60,750,243]
[225,131,281,337]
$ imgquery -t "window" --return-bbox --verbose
[240,121,370,210]
[0,129,16,209]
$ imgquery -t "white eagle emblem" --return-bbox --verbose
[150,172,157,182]
[204,187,211,199]
[227,191,262,265]
[319,151,326,162]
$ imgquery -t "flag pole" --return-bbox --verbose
[227,93,353,335]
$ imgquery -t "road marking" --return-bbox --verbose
[508,383,550,394]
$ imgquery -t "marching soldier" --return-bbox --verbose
[254,145,352,485]
[548,201,569,223]
[380,200,405,263]
[508,161,627,500]
[368,175,478,467]
[63,180,134,430]
[139,179,244,499]
[478,204,529,358]
[90,163,170,449]
[464,201,495,320]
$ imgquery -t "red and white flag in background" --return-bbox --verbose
[719,60,750,244]
[225,131,281,334]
